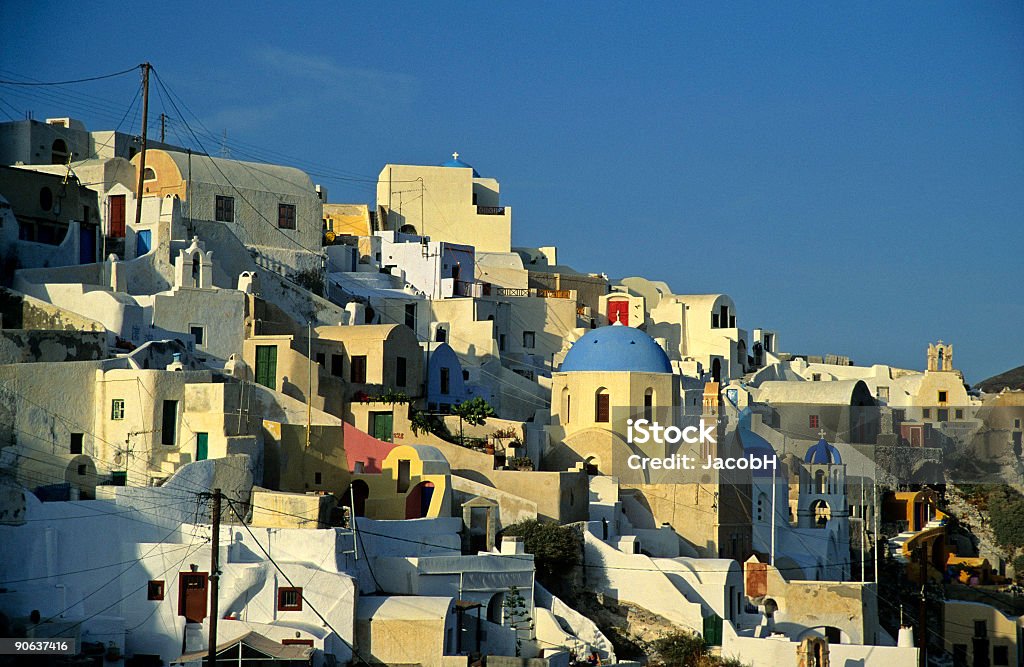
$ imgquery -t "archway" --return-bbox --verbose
[399,224,417,235]
[712,358,722,383]
[584,455,601,475]
[486,591,505,624]
[51,138,69,164]
[345,480,369,517]
[810,499,831,528]
[405,481,435,519]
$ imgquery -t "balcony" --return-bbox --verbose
[475,206,506,216]
[453,280,484,297]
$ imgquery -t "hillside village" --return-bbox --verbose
[1,112,1023,667]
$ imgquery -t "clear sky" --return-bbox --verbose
[2,2,1022,383]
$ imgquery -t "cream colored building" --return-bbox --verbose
[131,149,325,257]
[376,155,512,253]
[544,323,680,483]
[943,600,1021,667]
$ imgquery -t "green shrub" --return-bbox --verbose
[989,488,1024,549]
[500,520,580,584]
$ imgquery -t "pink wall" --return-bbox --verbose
[343,422,396,474]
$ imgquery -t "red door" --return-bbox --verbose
[178,572,208,623]
[109,195,126,238]
[608,300,629,325]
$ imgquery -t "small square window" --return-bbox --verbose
[70,433,83,455]
[937,408,949,422]
[278,587,302,611]
[938,390,948,403]
[77,464,87,476]
[523,331,536,349]
[190,325,204,346]
[922,408,931,419]
[811,373,821,381]
[315,352,325,367]
[215,195,234,223]
[111,399,125,420]
[278,203,296,230]
[955,409,964,420]
[147,580,165,600]
[809,415,819,429]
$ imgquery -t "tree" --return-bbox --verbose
[502,585,533,656]
[451,397,496,446]
[501,520,580,588]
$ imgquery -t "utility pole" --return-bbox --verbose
[134,63,151,234]
[918,542,927,667]
[306,321,312,450]
[208,488,222,667]
[159,113,166,143]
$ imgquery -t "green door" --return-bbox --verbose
[702,614,723,647]
[255,345,277,389]
[196,432,208,461]
[372,412,394,442]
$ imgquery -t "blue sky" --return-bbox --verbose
[3,2,1022,383]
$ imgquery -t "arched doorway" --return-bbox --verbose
[712,358,722,383]
[486,591,505,624]
[405,481,435,519]
[345,480,369,517]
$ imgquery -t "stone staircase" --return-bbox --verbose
[154,449,193,476]
[888,519,945,564]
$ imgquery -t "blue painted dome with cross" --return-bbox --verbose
[560,324,672,373]
[805,436,842,465]
[440,152,480,176]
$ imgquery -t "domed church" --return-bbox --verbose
[544,323,681,482]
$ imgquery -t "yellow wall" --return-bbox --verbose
[355,444,451,519]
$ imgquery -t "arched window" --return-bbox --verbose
[643,388,654,422]
[143,167,156,181]
[815,469,826,494]
[561,387,571,424]
[595,388,609,423]
[51,138,69,164]
[39,187,53,212]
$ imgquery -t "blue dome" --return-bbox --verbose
[441,154,480,177]
[560,325,672,373]
[805,437,842,465]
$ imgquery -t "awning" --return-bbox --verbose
[173,630,313,663]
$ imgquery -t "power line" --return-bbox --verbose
[0,66,140,86]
